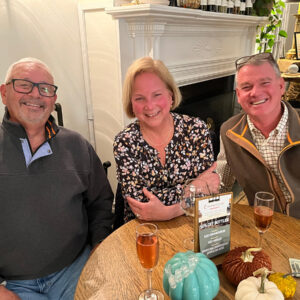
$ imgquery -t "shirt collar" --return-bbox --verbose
[247,101,288,137]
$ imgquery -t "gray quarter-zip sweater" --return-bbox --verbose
[0,110,113,282]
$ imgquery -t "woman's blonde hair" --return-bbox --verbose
[123,57,182,118]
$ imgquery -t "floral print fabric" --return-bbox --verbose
[113,113,214,222]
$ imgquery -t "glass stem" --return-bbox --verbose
[258,232,263,248]
[146,268,153,298]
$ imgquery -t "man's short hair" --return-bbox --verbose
[122,56,182,119]
[235,53,281,84]
[4,57,54,83]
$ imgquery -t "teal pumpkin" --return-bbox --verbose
[163,251,220,300]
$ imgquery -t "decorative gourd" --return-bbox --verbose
[235,268,284,300]
[222,247,272,286]
[163,251,219,300]
[268,272,297,298]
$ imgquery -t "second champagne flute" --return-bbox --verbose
[136,223,164,300]
[180,179,202,250]
[254,191,275,248]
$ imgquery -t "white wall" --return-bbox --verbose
[79,2,126,193]
[285,3,298,53]
[0,0,120,193]
[0,0,89,139]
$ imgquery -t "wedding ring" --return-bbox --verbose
[136,213,140,219]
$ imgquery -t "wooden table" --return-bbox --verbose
[75,204,300,299]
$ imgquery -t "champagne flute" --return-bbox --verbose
[180,179,202,250]
[136,223,164,300]
[254,191,275,248]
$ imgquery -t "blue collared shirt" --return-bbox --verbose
[20,138,53,167]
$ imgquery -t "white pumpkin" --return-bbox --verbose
[235,276,284,300]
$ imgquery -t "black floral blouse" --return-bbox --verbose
[113,113,214,222]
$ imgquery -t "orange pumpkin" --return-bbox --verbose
[222,247,272,286]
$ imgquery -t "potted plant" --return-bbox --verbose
[254,0,287,53]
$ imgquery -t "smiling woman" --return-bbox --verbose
[113,56,219,224]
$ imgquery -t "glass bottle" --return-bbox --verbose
[233,0,240,14]
[200,0,208,10]
[207,0,217,11]
[220,0,228,12]
[245,0,252,15]
[216,0,222,12]
[240,0,245,14]
[169,0,178,6]
[227,0,234,13]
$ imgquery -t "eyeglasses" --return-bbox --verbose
[6,79,58,97]
[235,53,276,71]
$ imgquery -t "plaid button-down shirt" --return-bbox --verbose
[217,103,292,203]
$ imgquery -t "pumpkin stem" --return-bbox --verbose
[259,273,267,293]
[253,267,272,294]
[240,248,262,263]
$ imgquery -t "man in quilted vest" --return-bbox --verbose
[217,53,300,219]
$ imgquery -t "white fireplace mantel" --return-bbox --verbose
[105,4,267,86]
[78,1,267,190]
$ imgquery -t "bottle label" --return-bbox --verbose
[240,2,245,10]
[221,0,228,6]
[201,0,208,5]
[208,0,216,5]
[246,0,252,7]
[235,0,240,7]
[229,0,234,8]
[216,0,221,5]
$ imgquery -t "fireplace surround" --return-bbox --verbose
[174,75,237,157]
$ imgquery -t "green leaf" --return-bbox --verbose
[279,30,288,37]
[260,34,267,40]
[255,0,287,48]
[279,1,285,8]
[268,39,275,47]
[266,26,275,33]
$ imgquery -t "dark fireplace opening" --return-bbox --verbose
[173,75,239,159]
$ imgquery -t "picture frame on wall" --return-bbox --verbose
[295,32,300,60]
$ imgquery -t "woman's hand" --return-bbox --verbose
[192,162,220,195]
[127,188,183,221]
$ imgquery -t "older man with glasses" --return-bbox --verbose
[0,58,114,300]
[217,53,300,219]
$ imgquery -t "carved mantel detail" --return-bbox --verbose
[106,4,267,86]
